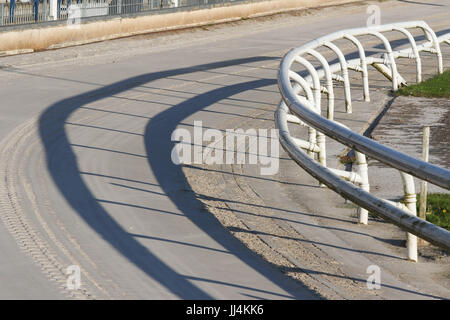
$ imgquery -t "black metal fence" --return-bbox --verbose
[0,0,245,27]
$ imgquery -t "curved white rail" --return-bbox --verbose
[275,21,450,261]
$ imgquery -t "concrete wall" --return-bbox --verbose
[0,0,359,53]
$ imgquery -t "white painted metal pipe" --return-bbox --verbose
[277,26,450,188]
[356,151,369,225]
[393,27,422,83]
[288,71,316,158]
[344,34,370,102]
[275,102,450,251]
[323,41,352,113]
[367,31,399,91]
[305,49,335,120]
[275,21,450,255]
[400,172,417,262]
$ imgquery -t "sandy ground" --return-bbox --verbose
[0,0,449,299]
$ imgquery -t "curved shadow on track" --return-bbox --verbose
[143,78,317,298]
[38,56,309,299]
[142,77,447,300]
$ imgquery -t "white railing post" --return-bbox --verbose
[344,34,370,102]
[289,71,316,158]
[324,41,352,113]
[293,56,326,168]
[419,126,430,220]
[400,172,417,262]
[368,31,399,91]
[356,151,369,225]
[49,0,57,20]
[305,49,335,120]
[393,27,422,83]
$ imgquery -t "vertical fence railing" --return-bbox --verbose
[0,4,4,26]
[1,2,50,25]
[0,0,248,27]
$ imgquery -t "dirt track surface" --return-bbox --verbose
[0,0,449,299]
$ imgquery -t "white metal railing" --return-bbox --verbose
[275,21,450,261]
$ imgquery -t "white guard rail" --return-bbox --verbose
[275,21,450,261]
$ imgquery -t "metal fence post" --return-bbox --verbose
[0,4,4,26]
[43,0,48,21]
[419,126,430,247]
[356,152,370,225]
[401,172,418,262]
[419,126,430,220]
[50,0,57,20]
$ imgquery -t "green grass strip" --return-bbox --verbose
[396,69,450,98]
[417,193,450,231]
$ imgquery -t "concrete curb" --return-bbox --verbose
[0,0,360,55]
[0,48,34,57]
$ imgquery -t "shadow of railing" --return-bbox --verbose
[39,55,314,299]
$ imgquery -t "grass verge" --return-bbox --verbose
[417,193,450,231]
[396,70,450,98]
